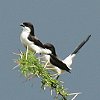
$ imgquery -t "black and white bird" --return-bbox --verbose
[43,43,71,75]
[43,35,91,76]
[20,22,51,55]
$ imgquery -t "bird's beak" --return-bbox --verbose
[20,23,25,27]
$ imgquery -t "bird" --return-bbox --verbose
[43,35,91,76]
[20,22,51,59]
[43,43,71,76]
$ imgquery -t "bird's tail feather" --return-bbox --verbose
[71,35,91,55]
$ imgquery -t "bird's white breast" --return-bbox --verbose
[20,31,32,47]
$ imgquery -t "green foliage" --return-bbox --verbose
[14,50,80,100]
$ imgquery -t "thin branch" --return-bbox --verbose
[68,92,81,100]
[14,50,81,100]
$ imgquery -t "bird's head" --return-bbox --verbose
[44,43,57,56]
[20,22,34,36]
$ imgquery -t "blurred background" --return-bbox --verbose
[0,0,100,100]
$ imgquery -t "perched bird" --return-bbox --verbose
[43,35,91,76]
[43,43,71,76]
[20,22,51,55]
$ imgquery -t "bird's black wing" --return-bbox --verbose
[28,35,45,48]
[49,54,70,73]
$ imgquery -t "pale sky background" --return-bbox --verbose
[0,0,100,100]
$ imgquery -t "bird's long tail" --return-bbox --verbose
[71,35,91,55]
[62,35,91,70]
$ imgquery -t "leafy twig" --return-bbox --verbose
[14,50,80,100]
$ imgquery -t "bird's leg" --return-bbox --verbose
[44,60,49,68]
[26,45,28,60]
